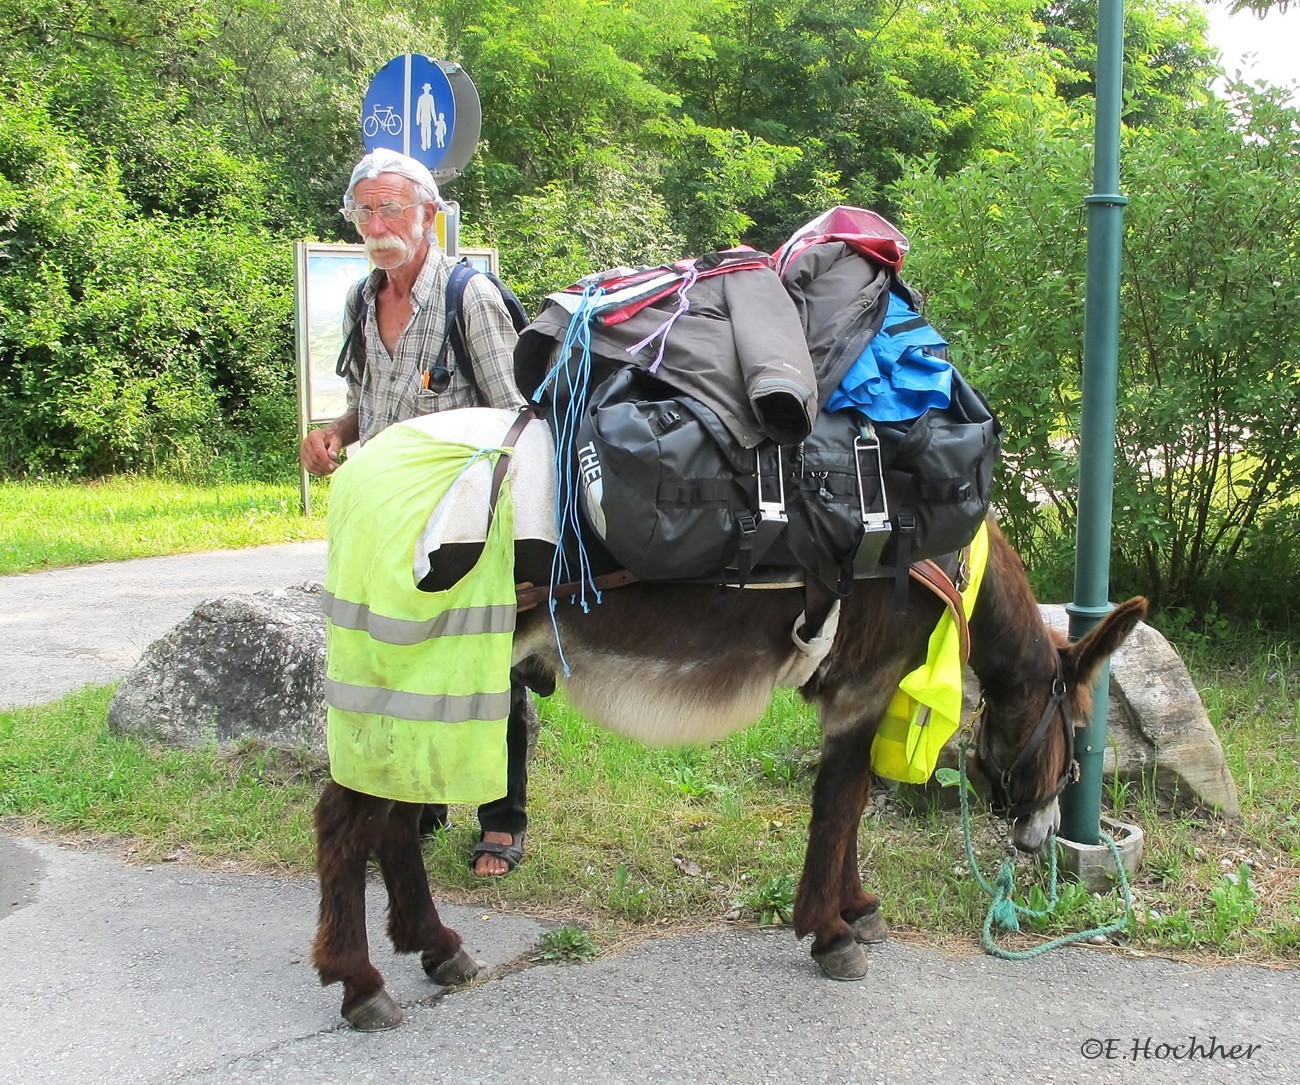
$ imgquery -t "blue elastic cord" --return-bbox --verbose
[532,283,606,675]
[420,448,498,542]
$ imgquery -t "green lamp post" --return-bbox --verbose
[1060,0,1128,847]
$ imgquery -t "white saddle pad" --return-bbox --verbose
[389,409,558,581]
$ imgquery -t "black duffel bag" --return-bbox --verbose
[574,362,1000,585]
[576,365,760,581]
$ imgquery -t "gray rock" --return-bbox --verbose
[107,583,328,758]
[1039,603,1240,818]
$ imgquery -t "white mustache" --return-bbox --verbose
[365,235,408,256]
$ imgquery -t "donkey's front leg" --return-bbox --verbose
[837,798,889,947]
[794,726,877,980]
[312,782,402,1030]
[375,801,481,987]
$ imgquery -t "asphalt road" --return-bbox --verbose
[0,541,327,710]
[1,543,1297,1084]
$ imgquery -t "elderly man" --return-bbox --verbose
[301,148,531,878]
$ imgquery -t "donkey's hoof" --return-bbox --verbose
[812,938,869,981]
[422,946,482,986]
[344,988,404,1032]
[851,909,889,945]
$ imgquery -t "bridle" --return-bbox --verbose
[976,651,1080,822]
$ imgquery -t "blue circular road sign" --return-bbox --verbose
[362,55,460,172]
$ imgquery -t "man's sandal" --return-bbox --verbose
[469,831,525,877]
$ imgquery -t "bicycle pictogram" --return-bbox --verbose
[362,104,403,138]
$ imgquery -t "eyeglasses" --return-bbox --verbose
[339,202,420,226]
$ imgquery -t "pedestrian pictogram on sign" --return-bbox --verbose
[361,56,481,179]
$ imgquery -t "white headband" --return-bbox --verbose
[343,149,441,207]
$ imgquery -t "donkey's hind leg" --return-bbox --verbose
[794,724,880,980]
[312,782,403,1029]
[375,801,481,987]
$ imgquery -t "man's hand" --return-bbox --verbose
[300,428,343,476]
[300,413,358,476]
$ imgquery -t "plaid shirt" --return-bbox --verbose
[344,249,525,444]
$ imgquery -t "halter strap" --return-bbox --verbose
[978,651,1078,822]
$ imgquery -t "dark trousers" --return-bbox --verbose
[475,678,530,836]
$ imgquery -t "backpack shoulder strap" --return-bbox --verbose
[334,278,370,381]
[445,260,530,390]
[445,261,479,377]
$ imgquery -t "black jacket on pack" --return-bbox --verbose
[517,261,818,449]
[780,240,922,407]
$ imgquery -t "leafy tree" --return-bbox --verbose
[894,81,1300,618]
[1036,0,1221,126]
[440,0,793,254]
[440,0,687,193]
[176,0,451,236]
[483,149,686,313]
[1225,0,1293,16]
[655,0,1074,245]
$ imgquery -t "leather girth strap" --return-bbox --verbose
[516,570,639,613]
[907,553,971,666]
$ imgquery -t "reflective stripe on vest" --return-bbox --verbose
[323,420,518,805]
[869,522,990,784]
[321,590,516,644]
[324,678,512,725]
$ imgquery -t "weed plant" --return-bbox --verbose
[532,925,598,963]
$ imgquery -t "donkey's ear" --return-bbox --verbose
[1061,597,1149,689]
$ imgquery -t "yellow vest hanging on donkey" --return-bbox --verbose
[870,522,990,784]
[323,421,517,805]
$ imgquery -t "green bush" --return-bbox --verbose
[894,82,1300,621]
[0,86,296,479]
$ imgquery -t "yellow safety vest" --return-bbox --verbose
[870,522,990,783]
[323,421,517,804]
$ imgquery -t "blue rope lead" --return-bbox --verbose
[956,739,1135,960]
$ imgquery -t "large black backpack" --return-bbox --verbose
[574,352,1000,589]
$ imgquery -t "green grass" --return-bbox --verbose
[0,477,328,574]
[0,687,319,868]
[1112,638,1300,958]
[2,480,1296,963]
[8,667,1295,962]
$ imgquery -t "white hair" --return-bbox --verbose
[344,149,439,203]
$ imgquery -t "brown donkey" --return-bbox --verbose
[312,511,1146,1029]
